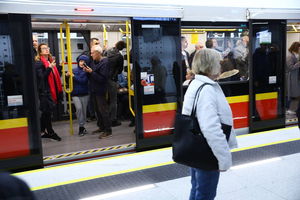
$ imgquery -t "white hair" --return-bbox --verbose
[92,45,103,54]
[192,48,221,76]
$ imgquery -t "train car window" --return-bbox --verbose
[0,23,25,120]
[182,27,249,83]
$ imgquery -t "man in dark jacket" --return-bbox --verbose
[106,41,126,127]
[84,45,112,138]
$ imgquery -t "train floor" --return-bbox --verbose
[15,126,300,200]
[42,119,135,156]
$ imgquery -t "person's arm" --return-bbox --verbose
[85,62,109,84]
[287,54,300,71]
[196,86,232,171]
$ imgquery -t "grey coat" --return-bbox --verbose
[286,52,300,98]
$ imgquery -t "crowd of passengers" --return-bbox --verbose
[31,32,300,141]
[33,36,133,141]
[180,33,249,87]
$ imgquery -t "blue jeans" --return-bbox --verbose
[189,168,220,200]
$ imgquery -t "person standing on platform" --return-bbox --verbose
[182,49,237,200]
[287,42,300,115]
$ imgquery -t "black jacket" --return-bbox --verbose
[106,47,124,81]
[87,58,110,96]
[34,61,60,112]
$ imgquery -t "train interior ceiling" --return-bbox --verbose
[28,17,300,164]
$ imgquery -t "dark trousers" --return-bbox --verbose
[40,111,54,134]
[108,80,118,121]
[92,94,112,133]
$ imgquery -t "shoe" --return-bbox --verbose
[50,133,62,141]
[79,127,87,137]
[112,120,121,127]
[92,128,105,134]
[128,121,135,127]
[41,132,52,139]
[286,110,296,115]
[99,132,112,139]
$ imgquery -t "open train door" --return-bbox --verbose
[248,13,287,132]
[131,18,182,150]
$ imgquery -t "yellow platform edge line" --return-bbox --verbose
[14,145,169,176]
[30,161,174,191]
[236,126,297,138]
[16,126,299,176]
[231,137,300,152]
[30,136,300,191]
[0,118,28,130]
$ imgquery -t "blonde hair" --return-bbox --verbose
[192,48,221,76]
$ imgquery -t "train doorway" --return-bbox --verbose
[31,16,136,164]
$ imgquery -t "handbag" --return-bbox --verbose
[172,83,232,170]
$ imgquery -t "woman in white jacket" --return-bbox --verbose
[182,48,238,200]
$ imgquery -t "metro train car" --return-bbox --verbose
[0,0,300,172]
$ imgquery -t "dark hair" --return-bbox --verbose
[205,39,213,48]
[90,38,100,46]
[115,41,126,50]
[288,42,300,53]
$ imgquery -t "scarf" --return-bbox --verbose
[40,56,62,103]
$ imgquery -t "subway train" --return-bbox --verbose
[0,0,300,172]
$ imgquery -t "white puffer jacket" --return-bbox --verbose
[182,75,238,170]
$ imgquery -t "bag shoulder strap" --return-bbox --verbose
[191,83,212,118]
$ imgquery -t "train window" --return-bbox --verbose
[182,27,249,83]
[0,24,25,120]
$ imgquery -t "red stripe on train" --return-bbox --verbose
[0,127,30,159]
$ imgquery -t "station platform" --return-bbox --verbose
[14,126,300,200]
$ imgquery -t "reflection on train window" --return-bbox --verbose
[0,22,25,120]
[182,28,249,82]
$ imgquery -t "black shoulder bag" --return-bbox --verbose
[172,83,232,170]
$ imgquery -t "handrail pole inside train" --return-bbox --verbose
[126,20,135,116]
[66,22,74,135]
[102,24,108,49]
[60,21,74,135]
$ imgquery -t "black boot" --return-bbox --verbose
[79,127,87,137]
[50,132,62,141]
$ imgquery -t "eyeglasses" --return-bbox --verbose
[41,47,50,50]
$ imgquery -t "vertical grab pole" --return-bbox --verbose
[103,24,108,49]
[65,22,74,135]
[126,20,135,116]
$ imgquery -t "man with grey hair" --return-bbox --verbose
[84,45,112,138]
